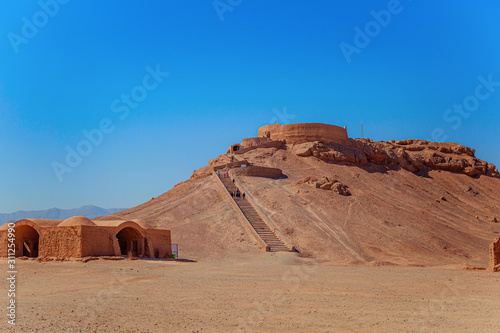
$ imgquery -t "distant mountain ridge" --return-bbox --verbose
[0,205,126,224]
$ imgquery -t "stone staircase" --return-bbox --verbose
[218,174,291,252]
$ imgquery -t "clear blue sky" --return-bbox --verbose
[1,1,499,212]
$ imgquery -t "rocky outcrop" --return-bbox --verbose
[331,182,351,196]
[295,141,368,165]
[258,123,348,145]
[294,138,499,178]
[300,176,351,196]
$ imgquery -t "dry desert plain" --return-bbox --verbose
[1,252,500,332]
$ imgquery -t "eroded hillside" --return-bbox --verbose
[108,133,500,266]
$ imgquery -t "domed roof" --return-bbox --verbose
[58,216,96,227]
[131,219,152,229]
[27,219,63,227]
[0,219,62,230]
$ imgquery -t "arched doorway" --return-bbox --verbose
[116,227,143,257]
[16,225,40,257]
[231,144,241,153]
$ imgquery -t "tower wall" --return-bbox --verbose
[257,123,348,144]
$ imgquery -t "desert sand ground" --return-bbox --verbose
[2,253,499,332]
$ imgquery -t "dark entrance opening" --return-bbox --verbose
[17,225,40,258]
[144,238,150,258]
[231,144,241,153]
[116,227,142,257]
[119,240,127,255]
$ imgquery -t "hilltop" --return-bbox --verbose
[105,123,500,267]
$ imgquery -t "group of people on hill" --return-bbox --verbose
[230,189,245,198]
[249,141,264,148]
[217,170,244,198]
[217,170,230,178]
[247,138,284,148]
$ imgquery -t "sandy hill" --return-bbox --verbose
[103,124,500,267]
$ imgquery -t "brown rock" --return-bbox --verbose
[292,135,497,179]
[487,163,500,178]
[350,139,497,178]
[315,177,330,188]
[331,182,351,196]
[313,141,328,151]
[309,141,367,165]
[320,182,333,190]
[465,186,479,196]
[464,166,481,177]
[395,139,415,145]
[295,141,329,158]
[295,142,314,157]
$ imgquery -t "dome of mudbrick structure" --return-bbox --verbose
[58,216,96,227]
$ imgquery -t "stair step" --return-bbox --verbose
[218,172,294,252]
